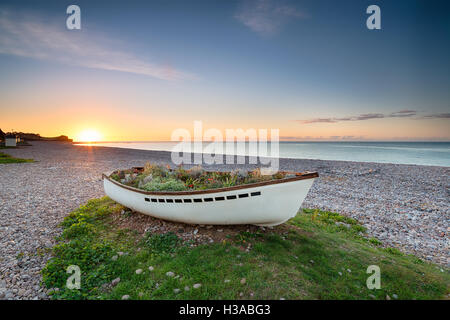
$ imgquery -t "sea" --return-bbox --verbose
[75,141,450,167]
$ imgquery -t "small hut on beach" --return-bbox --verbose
[5,133,18,147]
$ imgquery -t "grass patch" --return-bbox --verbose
[0,151,33,163]
[41,198,450,300]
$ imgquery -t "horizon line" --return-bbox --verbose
[72,139,450,144]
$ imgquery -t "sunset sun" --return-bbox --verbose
[76,130,102,142]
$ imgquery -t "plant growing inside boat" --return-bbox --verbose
[141,177,188,191]
[110,163,293,191]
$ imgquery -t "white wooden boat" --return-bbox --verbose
[103,170,318,226]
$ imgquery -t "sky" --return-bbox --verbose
[0,0,449,141]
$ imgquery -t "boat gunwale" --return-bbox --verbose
[102,171,318,196]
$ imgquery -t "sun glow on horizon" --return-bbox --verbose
[75,129,102,142]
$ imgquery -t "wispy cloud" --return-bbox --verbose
[0,9,193,80]
[354,113,385,121]
[389,110,417,118]
[296,110,450,124]
[421,113,450,119]
[235,0,307,35]
[280,135,365,141]
[296,110,423,124]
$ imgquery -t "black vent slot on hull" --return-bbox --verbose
[145,191,261,204]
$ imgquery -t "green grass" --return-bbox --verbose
[0,151,33,163]
[41,198,449,300]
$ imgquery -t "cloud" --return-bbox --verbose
[355,113,385,120]
[389,110,417,117]
[280,135,362,141]
[421,113,450,119]
[299,118,338,124]
[296,110,424,124]
[0,9,193,80]
[235,0,306,35]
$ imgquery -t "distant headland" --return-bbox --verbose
[0,128,73,143]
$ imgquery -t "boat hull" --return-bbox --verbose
[103,173,317,226]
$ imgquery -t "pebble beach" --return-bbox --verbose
[0,141,448,300]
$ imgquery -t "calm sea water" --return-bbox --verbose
[76,141,450,167]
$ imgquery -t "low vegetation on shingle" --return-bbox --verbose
[41,197,449,300]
